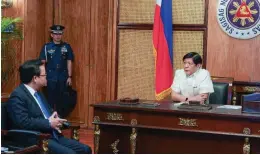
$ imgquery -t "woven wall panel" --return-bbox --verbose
[117,30,155,99]
[173,31,204,70]
[119,0,205,24]
[173,0,205,24]
[117,30,204,100]
[119,0,155,24]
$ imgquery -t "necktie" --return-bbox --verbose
[34,92,51,118]
[34,92,58,140]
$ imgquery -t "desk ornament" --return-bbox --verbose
[118,97,140,105]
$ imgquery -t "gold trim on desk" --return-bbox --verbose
[94,116,101,154]
[243,128,251,135]
[242,128,251,154]
[111,139,120,154]
[130,119,138,154]
[72,129,79,141]
[232,86,237,105]
[243,86,260,92]
[106,113,124,121]
[243,137,250,154]
[178,118,198,127]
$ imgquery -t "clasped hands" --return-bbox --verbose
[48,111,67,133]
[188,93,208,104]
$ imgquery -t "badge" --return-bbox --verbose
[61,46,68,53]
[47,49,55,54]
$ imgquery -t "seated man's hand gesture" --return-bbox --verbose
[48,111,67,133]
[189,93,209,104]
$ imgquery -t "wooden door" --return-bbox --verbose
[54,0,117,128]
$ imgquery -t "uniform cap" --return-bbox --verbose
[50,25,65,34]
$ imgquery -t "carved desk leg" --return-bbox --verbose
[243,138,250,154]
[130,119,138,154]
[232,86,237,105]
[111,139,120,154]
[94,116,101,154]
[243,128,251,154]
[72,128,79,141]
[41,139,49,154]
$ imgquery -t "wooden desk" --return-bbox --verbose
[91,101,260,154]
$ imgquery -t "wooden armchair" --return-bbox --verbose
[1,95,50,153]
[1,94,80,153]
[209,76,234,105]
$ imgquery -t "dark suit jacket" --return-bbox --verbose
[7,84,54,134]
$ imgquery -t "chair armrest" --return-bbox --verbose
[7,129,50,139]
[3,129,51,153]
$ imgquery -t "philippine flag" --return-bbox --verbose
[153,0,173,100]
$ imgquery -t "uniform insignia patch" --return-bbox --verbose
[61,46,68,53]
[47,49,55,54]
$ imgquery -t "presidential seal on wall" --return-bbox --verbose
[217,0,260,39]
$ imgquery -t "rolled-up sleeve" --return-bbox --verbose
[171,70,181,93]
[199,71,214,94]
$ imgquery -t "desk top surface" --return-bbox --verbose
[92,100,260,120]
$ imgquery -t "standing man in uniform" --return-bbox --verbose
[39,25,74,115]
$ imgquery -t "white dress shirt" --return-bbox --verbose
[24,84,48,119]
[171,69,214,98]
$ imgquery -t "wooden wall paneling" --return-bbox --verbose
[57,0,91,127]
[53,0,61,24]
[106,0,118,101]
[207,0,260,82]
[1,0,25,94]
[1,0,24,18]
[2,0,53,94]
[24,0,47,61]
[203,0,209,69]
[249,39,260,82]
[44,0,54,42]
[88,0,117,127]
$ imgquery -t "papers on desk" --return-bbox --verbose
[172,102,185,107]
[217,105,242,109]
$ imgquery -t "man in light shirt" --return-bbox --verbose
[7,59,91,153]
[171,52,214,104]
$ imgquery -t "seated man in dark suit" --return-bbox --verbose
[7,59,92,154]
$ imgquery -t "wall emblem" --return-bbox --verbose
[217,0,260,39]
